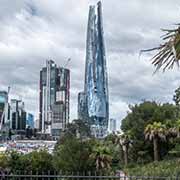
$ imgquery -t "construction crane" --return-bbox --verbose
[0,86,10,131]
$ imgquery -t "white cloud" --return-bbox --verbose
[0,0,180,129]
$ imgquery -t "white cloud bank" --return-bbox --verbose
[0,0,180,129]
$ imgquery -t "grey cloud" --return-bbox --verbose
[0,0,27,19]
[0,0,180,126]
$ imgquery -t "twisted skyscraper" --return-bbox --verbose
[78,1,109,138]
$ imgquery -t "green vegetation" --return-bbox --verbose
[2,88,180,176]
[124,159,180,177]
[144,122,167,161]
[0,150,54,174]
[121,101,177,163]
[142,26,180,71]
[115,131,133,166]
[54,135,93,172]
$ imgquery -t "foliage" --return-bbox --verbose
[124,159,180,177]
[57,119,91,146]
[7,151,24,171]
[0,99,180,174]
[144,122,167,161]
[25,150,54,172]
[67,119,91,138]
[104,133,117,144]
[90,142,112,172]
[53,136,94,172]
[121,101,177,162]
[168,143,180,157]
[169,119,180,138]
[173,86,180,106]
[115,131,133,165]
[141,26,180,71]
[104,134,124,169]
[0,153,9,169]
[54,133,114,173]
[0,150,54,173]
[144,122,167,142]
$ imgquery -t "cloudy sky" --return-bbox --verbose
[0,0,180,128]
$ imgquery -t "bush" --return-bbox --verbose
[53,136,94,172]
[0,150,54,174]
[0,153,9,169]
[124,159,180,176]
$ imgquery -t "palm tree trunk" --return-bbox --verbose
[153,137,159,161]
[177,128,180,138]
[124,146,128,166]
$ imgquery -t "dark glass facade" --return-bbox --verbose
[10,99,26,130]
[0,91,9,130]
[39,60,70,136]
[26,113,34,129]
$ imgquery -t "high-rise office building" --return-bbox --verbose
[39,60,70,136]
[78,1,109,138]
[39,60,56,133]
[26,113,34,129]
[109,119,117,133]
[0,91,9,130]
[10,99,26,130]
[35,119,40,129]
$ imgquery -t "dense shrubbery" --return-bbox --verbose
[0,139,117,174]
[53,135,94,172]
[2,89,180,176]
[0,150,54,173]
[124,159,180,177]
[0,120,119,174]
[121,101,178,163]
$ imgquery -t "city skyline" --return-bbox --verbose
[0,90,31,132]
[0,0,180,128]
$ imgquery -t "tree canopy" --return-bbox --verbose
[121,101,178,162]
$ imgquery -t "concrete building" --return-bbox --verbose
[39,60,70,136]
[78,1,109,138]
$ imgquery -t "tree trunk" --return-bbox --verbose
[153,137,159,161]
[124,145,128,166]
[177,131,180,138]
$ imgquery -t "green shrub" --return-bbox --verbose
[124,159,180,177]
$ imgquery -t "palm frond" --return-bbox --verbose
[141,26,180,71]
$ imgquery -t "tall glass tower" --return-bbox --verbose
[78,1,109,138]
[39,60,70,136]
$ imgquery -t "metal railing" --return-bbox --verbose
[0,172,180,180]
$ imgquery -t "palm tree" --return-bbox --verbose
[170,119,180,138]
[90,145,112,171]
[116,131,132,166]
[144,122,167,161]
[142,26,180,71]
